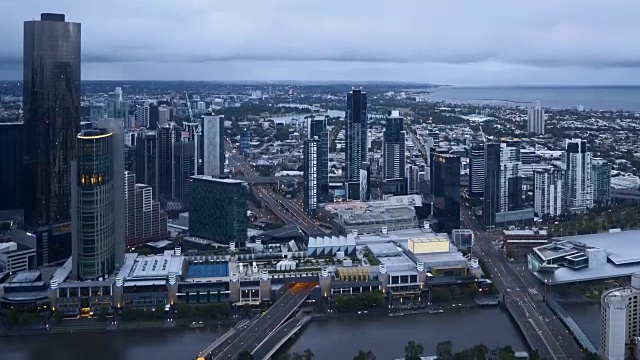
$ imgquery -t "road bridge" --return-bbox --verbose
[198,282,316,360]
[252,316,311,360]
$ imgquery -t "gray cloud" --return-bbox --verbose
[0,0,639,84]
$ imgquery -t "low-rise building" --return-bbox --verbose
[503,230,548,261]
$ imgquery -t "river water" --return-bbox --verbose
[2,307,532,360]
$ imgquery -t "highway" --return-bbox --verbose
[205,282,315,360]
[460,208,583,360]
[227,147,326,235]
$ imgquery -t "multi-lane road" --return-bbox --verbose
[203,282,315,360]
[461,208,583,360]
[227,149,326,235]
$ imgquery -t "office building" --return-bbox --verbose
[383,110,406,195]
[203,114,224,177]
[468,144,484,198]
[430,153,461,234]
[0,122,23,211]
[503,229,548,261]
[307,116,329,202]
[173,141,196,209]
[406,164,420,195]
[527,101,545,135]
[303,139,319,216]
[0,242,35,274]
[158,123,179,200]
[346,88,367,181]
[135,130,159,198]
[592,158,611,207]
[499,139,523,212]
[124,171,169,248]
[189,176,248,245]
[483,143,501,228]
[107,87,127,121]
[600,275,640,360]
[360,163,371,201]
[72,130,116,280]
[563,139,593,212]
[23,13,80,266]
[158,105,170,126]
[239,128,251,156]
[534,166,563,217]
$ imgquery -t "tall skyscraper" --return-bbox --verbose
[189,176,248,245]
[203,114,225,177]
[307,116,329,202]
[23,13,80,266]
[383,111,406,192]
[527,101,545,135]
[107,87,127,120]
[93,119,125,268]
[346,88,367,181]
[303,138,319,216]
[592,158,611,207]
[173,140,195,209]
[72,130,115,280]
[563,139,593,212]
[0,123,24,211]
[135,130,159,198]
[499,139,523,212]
[157,123,179,200]
[239,128,251,156]
[405,164,420,195]
[430,152,461,234]
[483,143,501,228]
[468,144,485,198]
[534,166,563,217]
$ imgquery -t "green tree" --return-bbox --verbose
[354,349,376,360]
[291,353,304,360]
[53,310,64,324]
[404,341,425,360]
[436,340,453,360]
[302,349,315,360]
[240,304,253,318]
[581,351,599,360]
[237,350,254,360]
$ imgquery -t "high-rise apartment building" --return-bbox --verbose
[0,122,23,211]
[72,130,115,280]
[468,144,485,198]
[158,105,170,126]
[124,171,169,248]
[430,152,461,234]
[303,139,319,216]
[307,116,329,202]
[534,166,563,217]
[600,275,640,360]
[563,139,593,212]
[189,176,248,245]
[499,139,523,212]
[107,87,127,120]
[239,129,251,156]
[592,158,611,207]
[173,141,195,209]
[483,143,501,228]
[158,123,179,200]
[383,111,406,195]
[23,13,80,266]
[527,101,545,135]
[203,114,225,177]
[346,88,367,181]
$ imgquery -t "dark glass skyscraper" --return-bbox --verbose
[430,152,461,234]
[346,88,367,181]
[0,123,24,211]
[72,130,115,280]
[382,110,406,195]
[23,13,80,266]
[307,116,329,202]
[483,143,501,228]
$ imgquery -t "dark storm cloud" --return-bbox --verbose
[1,0,640,83]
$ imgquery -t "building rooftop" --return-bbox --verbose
[118,251,184,280]
[308,234,356,248]
[503,229,548,236]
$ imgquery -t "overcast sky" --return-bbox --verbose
[1,0,639,85]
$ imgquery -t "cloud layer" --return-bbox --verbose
[1,0,639,84]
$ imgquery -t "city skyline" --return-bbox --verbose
[1,1,640,85]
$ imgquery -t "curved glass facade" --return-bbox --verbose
[76,130,115,280]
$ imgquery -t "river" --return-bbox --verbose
[2,307,529,360]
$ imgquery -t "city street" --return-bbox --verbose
[460,207,583,360]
